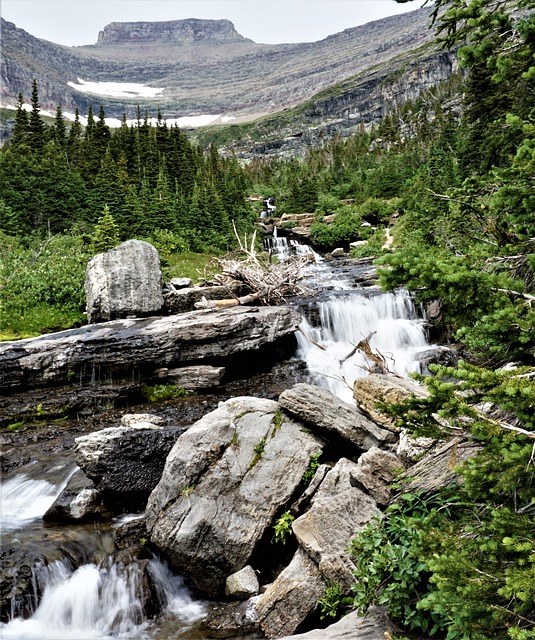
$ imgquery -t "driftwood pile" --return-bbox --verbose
[195,229,313,309]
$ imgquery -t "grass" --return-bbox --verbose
[163,251,221,283]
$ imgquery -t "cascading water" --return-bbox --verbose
[297,290,430,403]
[1,557,205,640]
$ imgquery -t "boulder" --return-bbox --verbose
[291,459,379,587]
[145,396,323,597]
[43,468,109,523]
[225,565,260,600]
[279,384,395,452]
[355,447,405,506]
[0,305,301,392]
[277,607,397,640]
[353,373,427,429]
[85,239,164,323]
[75,422,183,507]
[254,548,325,639]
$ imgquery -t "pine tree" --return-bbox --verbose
[50,105,67,149]
[91,204,120,253]
[28,79,45,151]
[11,93,29,148]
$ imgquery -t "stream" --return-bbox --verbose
[0,241,438,639]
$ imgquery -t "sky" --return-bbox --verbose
[1,0,424,47]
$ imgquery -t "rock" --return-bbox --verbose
[254,548,325,639]
[145,396,323,596]
[396,428,436,464]
[0,305,301,392]
[291,459,379,585]
[225,565,260,600]
[355,447,405,506]
[202,597,261,638]
[120,413,165,427]
[395,436,480,496]
[330,248,346,257]
[158,365,226,390]
[85,240,164,324]
[169,277,192,289]
[277,607,397,640]
[353,373,427,429]
[113,516,148,549]
[75,423,183,508]
[163,283,249,314]
[43,468,109,523]
[279,383,396,452]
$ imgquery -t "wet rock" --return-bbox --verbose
[225,565,260,600]
[353,373,427,429]
[154,364,226,390]
[146,396,323,597]
[202,597,261,638]
[254,548,325,639]
[113,516,147,549]
[279,383,395,452]
[355,447,405,506]
[0,305,301,392]
[85,240,164,324]
[75,423,183,509]
[43,468,110,523]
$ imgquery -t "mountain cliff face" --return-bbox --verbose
[0,9,459,155]
[96,18,250,45]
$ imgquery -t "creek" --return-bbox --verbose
[0,242,437,639]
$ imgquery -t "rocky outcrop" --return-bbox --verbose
[355,447,404,506]
[0,305,301,391]
[97,18,249,45]
[145,396,324,596]
[85,240,164,323]
[75,419,183,507]
[43,468,109,523]
[279,383,396,452]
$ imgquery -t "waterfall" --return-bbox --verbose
[1,469,77,531]
[1,558,205,640]
[297,290,430,403]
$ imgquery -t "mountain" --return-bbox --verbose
[1,9,461,155]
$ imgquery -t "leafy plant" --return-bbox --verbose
[318,580,352,620]
[272,510,295,545]
[249,437,267,469]
[301,451,322,484]
[141,384,189,403]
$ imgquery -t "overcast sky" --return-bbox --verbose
[1,0,425,47]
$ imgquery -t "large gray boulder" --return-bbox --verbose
[279,383,396,451]
[85,239,164,323]
[145,396,323,597]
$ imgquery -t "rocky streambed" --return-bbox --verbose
[0,248,464,640]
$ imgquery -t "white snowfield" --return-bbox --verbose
[67,78,165,98]
[2,78,237,128]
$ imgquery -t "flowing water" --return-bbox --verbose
[1,244,435,639]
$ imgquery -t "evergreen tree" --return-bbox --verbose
[28,79,45,151]
[91,204,120,253]
[50,105,67,149]
[11,93,29,149]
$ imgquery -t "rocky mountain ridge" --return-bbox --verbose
[1,8,437,120]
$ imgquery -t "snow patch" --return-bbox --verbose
[67,78,164,98]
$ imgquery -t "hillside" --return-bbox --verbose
[1,8,436,123]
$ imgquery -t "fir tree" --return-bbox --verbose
[28,79,45,151]
[91,204,120,253]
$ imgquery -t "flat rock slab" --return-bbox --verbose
[0,305,301,392]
